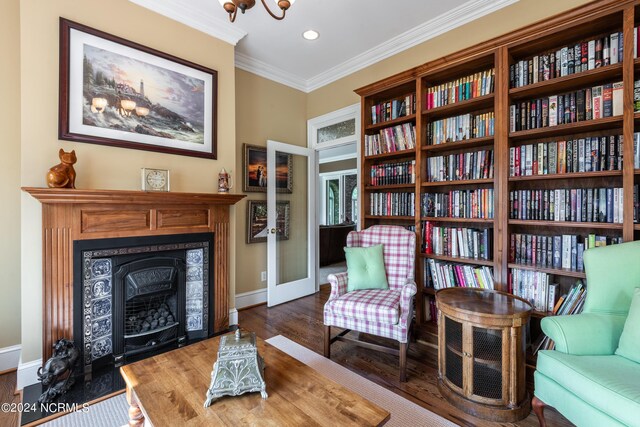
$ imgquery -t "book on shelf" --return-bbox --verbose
[510,232,622,272]
[422,221,492,260]
[421,189,494,219]
[425,68,495,110]
[509,187,624,224]
[510,31,623,89]
[509,81,623,132]
[509,269,554,312]
[426,149,494,182]
[369,160,416,186]
[364,123,416,156]
[427,111,494,145]
[369,192,415,216]
[510,135,622,177]
[425,258,494,290]
[633,132,640,169]
[370,93,416,124]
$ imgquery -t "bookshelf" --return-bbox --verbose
[356,0,639,360]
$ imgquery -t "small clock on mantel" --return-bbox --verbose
[141,168,170,192]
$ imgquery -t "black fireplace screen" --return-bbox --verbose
[74,234,212,374]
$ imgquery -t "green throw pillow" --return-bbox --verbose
[615,287,640,363]
[344,244,389,292]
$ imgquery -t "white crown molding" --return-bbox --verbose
[304,0,519,92]
[235,52,308,92]
[129,0,247,46]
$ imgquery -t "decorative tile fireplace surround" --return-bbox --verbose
[23,188,244,366]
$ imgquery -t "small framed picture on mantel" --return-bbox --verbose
[59,18,218,159]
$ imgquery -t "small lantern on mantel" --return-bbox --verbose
[204,328,267,407]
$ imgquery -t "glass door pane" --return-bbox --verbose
[326,178,340,225]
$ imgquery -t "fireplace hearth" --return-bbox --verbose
[74,233,213,375]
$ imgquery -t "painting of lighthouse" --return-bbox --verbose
[60,19,218,159]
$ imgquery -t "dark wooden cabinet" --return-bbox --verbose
[319,224,356,266]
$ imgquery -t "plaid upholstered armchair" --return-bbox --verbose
[323,225,417,381]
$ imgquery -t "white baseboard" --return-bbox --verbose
[235,288,267,309]
[0,345,21,372]
[17,358,42,390]
[229,308,238,326]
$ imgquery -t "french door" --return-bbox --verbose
[267,140,316,306]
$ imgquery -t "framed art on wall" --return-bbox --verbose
[59,18,218,159]
[246,200,290,244]
[242,144,292,193]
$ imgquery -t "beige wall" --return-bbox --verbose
[306,0,593,119]
[19,0,237,363]
[234,69,307,295]
[0,0,21,349]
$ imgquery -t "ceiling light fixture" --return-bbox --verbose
[302,30,319,41]
[218,0,295,23]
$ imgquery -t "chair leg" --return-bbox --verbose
[532,396,547,427]
[324,325,331,359]
[399,342,408,382]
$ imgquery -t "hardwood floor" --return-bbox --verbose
[238,286,574,427]
[0,286,573,426]
[0,371,21,427]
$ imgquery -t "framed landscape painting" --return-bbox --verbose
[247,200,290,244]
[59,18,217,159]
[243,144,292,193]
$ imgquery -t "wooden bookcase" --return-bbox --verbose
[355,0,639,360]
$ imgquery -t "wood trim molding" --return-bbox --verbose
[23,187,245,362]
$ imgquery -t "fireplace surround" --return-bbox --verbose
[73,233,214,374]
[23,187,244,364]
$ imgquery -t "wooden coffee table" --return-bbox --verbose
[120,334,390,426]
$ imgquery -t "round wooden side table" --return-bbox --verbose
[436,288,532,422]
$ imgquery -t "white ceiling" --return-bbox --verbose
[130,0,519,92]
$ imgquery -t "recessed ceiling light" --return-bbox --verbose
[302,30,319,41]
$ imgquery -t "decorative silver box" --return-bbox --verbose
[204,329,267,407]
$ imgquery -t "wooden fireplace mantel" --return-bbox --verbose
[23,187,245,362]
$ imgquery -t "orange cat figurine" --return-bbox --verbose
[46,149,77,189]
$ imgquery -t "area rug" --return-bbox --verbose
[41,393,128,427]
[42,335,455,426]
[266,335,456,427]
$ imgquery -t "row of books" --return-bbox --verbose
[636,185,640,223]
[364,123,416,156]
[510,233,622,272]
[426,149,494,182]
[510,269,559,312]
[422,189,494,219]
[370,93,416,125]
[369,192,415,217]
[509,187,624,224]
[509,82,624,132]
[510,135,623,177]
[422,222,492,260]
[424,68,495,110]
[427,112,495,146]
[369,160,416,186]
[510,32,623,89]
[425,259,495,290]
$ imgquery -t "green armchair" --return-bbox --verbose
[533,241,640,427]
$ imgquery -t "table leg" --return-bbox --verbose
[126,386,145,427]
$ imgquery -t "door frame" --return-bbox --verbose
[266,140,317,306]
[308,103,361,288]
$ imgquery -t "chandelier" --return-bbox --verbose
[218,0,295,22]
